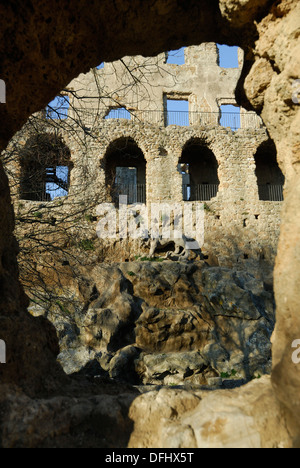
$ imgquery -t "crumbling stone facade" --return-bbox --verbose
[3,44,284,275]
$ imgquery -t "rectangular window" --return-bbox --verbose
[181,165,191,201]
[220,104,240,130]
[114,167,138,204]
[45,166,69,200]
[217,44,239,68]
[46,95,69,120]
[165,99,189,126]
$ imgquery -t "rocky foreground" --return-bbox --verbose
[0,375,291,448]
[30,260,275,389]
[0,260,292,448]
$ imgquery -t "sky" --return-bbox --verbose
[216,44,239,68]
[46,166,69,199]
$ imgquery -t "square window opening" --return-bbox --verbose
[46,95,69,120]
[220,104,240,130]
[105,107,131,120]
[165,99,189,126]
[217,44,239,68]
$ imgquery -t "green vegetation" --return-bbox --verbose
[56,300,71,316]
[85,214,96,223]
[78,239,95,251]
[134,255,164,262]
[251,373,261,380]
[220,369,238,379]
[203,203,216,214]
[139,256,164,262]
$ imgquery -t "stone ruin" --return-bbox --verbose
[0,0,299,449]
[0,41,284,439]
[3,43,284,276]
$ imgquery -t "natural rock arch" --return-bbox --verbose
[0,0,298,447]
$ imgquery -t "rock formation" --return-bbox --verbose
[29,261,275,387]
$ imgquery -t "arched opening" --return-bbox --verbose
[104,137,146,205]
[255,140,284,201]
[20,133,72,201]
[179,139,220,201]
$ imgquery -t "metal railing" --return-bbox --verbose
[20,185,68,202]
[165,111,190,127]
[258,184,284,201]
[45,108,69,120]
[183,184,219,201]
[105,108,131,120]
[46,107,263,130]
[112,183,146,204]
[220,112,240,130]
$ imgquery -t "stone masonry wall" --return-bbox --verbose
[68,43,252,119]
[3,115,282,281]
[1,43,283,281]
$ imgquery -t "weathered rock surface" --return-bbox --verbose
[128,376,292,448]
[0,375,292,448]
[30,261,275,388]
[0,383,138,448]
[135,351,220,387]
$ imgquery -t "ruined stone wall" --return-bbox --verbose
[68,43,261,128]
[2,43,281,276]
[42,42,271,256]
[3,114,282,280]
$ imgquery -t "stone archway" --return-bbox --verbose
[20,133,72,202]
[255,140,285,202]
[179,138,220,201]
[103,137,147,204]
[0,0,298,448]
